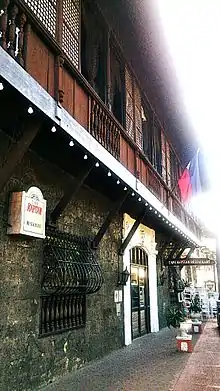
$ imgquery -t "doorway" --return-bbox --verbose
[130,247,150,339]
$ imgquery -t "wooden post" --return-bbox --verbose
[0,122,40,191]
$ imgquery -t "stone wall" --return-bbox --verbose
[0,131,123,390]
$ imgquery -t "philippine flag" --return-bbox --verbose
[178,149,204,203]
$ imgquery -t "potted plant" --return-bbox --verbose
[190,295,202,321]
[166,304,187,329]
[166,303,193,352]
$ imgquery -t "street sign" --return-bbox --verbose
[166,258,215,266]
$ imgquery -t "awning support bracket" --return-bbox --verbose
[0,122,40,192]
[118,208,147,255]
[91,191,128,250]
[50,163,94,223]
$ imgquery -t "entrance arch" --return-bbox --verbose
[130,247,151,338]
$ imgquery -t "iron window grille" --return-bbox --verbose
[40,228,103,336]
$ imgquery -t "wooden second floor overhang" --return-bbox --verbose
[0,46,202,246]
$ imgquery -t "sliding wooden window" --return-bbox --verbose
[110,43,125,125]
[125,67,142,149]
[161,132,167,183]
[23,0,81,70]
[81,0,107,101]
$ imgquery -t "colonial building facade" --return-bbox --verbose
[0,0,202,389]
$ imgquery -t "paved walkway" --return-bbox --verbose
[172,320,220,391]
[40,325,202,391]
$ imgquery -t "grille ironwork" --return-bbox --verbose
[42,228,103,295]
[40,294,86,336]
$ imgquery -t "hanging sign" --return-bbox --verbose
[166,258,215,266]
[8,187,47,239]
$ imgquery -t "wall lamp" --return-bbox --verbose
[117,266,130,286]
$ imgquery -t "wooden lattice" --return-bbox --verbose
[148,170,161,199]
[62,0,80,69]
[23,0,57,37]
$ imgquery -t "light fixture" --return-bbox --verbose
[155,211,158,214]
[69,140,74,147]
[138,197,141,202]
[149,206,152,210]
[28,106,34,114]
[117,266,130,286]
[117,179,120,185]
[132,192,135,196]
[162,218,165,221]
[84,154,88,160]
[51,126,56,133]
[145,202,148,206]
[158,214,161,217]
[124,186,127,191]
[108,171,111,177]
[166,220,169,224]
[0,82,4,91]
[95,162,99,167]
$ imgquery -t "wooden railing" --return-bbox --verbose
[90,98,120,159]
[0,0,201,240]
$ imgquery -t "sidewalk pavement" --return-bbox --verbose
[172,319,220,391]
[40,325,201,391]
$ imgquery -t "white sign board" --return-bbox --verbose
[8,187,47,239]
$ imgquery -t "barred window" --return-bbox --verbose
[40,228,103,336]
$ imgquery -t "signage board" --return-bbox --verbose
[166,258,215,266]
[8,187,46,239]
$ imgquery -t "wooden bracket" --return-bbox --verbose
[50,163,94,224]
[169,242,183,260]
[157,234,174,258]
[0,122,40,192]
[118,208,147,255]
[174,240,190,259]
[91,191,128,250]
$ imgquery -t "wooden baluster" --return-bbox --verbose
[93,102,98,137]
[22,22,31,69]
[103,113,107,149]
[16,12,26,66]
[0,0,10,50]
[111,124,115,157]
[115,127,119,159]
[7,4,18,57]
[99,107,103,143]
